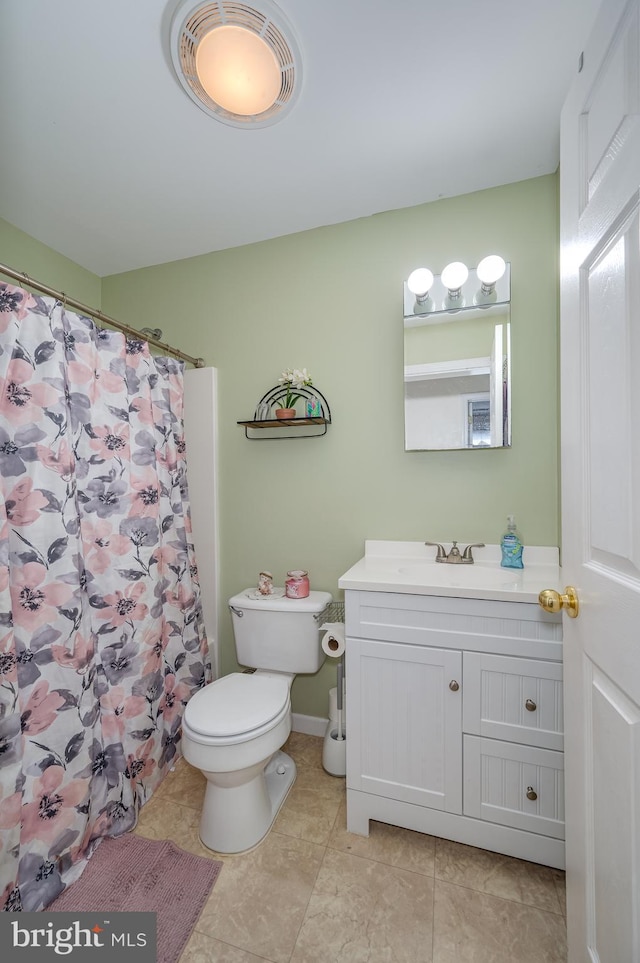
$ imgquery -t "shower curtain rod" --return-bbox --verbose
[0,261,205,368]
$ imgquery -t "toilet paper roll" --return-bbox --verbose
[321,623,346,658]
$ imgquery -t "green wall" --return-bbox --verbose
[0,218,101,305]
[101,174,560,718]
[0,176,560,720]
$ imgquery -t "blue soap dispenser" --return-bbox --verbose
[500,515,524,569]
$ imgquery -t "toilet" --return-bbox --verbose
[181,587,332,853]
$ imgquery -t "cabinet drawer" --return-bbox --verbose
[344,590,562,660]
[463,735,564,839]
[463,653,563,750]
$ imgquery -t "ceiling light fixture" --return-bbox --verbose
[170,0,302,128]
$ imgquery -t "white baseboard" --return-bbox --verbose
[292,713,329,738]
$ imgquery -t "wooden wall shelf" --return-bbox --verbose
[238,385,331,439]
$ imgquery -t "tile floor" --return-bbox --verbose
[135,732,567,963]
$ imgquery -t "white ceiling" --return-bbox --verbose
[0,0,600,278]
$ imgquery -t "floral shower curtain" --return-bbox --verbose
[0,284,211,911]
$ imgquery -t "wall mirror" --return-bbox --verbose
[403,260,511,451]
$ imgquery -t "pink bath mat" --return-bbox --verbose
[47,833,222,962]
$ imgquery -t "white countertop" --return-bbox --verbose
[338,540,560,604]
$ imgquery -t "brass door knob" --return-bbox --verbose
[538,586,579,618]
[526,786,538,801]
[525,698,537,712]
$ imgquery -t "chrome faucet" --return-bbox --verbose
[424,541,447,561]
[425,541,485,564]
[462,542,485,563]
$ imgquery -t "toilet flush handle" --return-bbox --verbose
[229,606,244,617]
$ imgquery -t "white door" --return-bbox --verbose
[560,1,640,960]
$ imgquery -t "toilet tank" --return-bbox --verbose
[229,589,333,673]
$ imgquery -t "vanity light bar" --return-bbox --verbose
[404,257,509,318]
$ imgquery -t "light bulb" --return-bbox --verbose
[441,261,469,295]
[477,255,506,285]
[407,268,434,300]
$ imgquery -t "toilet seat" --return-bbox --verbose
[183,673,290,746]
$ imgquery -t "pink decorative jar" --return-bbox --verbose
[285,570,310,598]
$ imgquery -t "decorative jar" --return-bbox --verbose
[285,570,310,598]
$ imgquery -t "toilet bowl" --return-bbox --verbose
[182,672,294,853]
[181,587,332,854]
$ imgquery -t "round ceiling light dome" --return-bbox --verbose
[170,0,302,128]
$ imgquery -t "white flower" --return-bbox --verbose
[274,366,313,410]
[292,367,312,387]
[278,367,296,386]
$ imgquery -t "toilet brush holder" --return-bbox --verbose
[322,722,346,776]
[322,664,346,776]
[328,684,346,727]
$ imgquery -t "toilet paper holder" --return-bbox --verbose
[316,600,344,625]
[320,601,346,660]
[319,600,347,776]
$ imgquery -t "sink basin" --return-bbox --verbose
[338,540,561,604]
[396,558,496,577]
[397,565,436,575]
[396,563,484,575]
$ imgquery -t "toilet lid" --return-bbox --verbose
[184,673,290,739]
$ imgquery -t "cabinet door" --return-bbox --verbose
[346,638,462,813]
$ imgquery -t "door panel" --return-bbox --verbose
[587,667,640,963]
[585,207,639,574]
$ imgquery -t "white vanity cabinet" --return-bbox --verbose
[344,589,565,869]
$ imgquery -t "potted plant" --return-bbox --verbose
[273,367,312,419]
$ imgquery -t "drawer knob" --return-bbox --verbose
[526,786,538,801]
[525,698,537,712]
[449,680,460,692]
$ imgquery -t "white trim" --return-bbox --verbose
[404,357,490,382]
[291,713,329,737]
[184,367,219,678]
